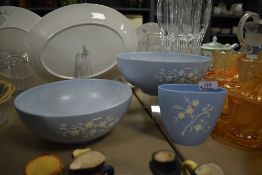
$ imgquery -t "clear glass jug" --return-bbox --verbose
[237,11,262,57]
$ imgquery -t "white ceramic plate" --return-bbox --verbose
[0,6,41,78]
[136,22,163,51]
[27,3,137,82]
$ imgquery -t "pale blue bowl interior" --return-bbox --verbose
[15,79,132,117]
[118,52,210,62]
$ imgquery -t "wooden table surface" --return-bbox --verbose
[0,91,171,175]
[1,78,262,175]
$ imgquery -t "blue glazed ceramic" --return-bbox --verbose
[117,52,210,95]
[158,84,227,145]
[14,79,132,143]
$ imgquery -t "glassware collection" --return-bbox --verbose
[0,0,261,149]
[209,11,262,150]
[0,0,262,174]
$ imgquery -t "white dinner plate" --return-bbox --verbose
[27,3,137,82]
[0,6,41,78]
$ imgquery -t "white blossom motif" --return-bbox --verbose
[155,68,202,83]
[172,98,213,136]
[56,116,119,138]
[0,9,10,25]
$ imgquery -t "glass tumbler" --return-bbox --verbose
[238,57,262,100]
[218,57,262,149]
[211,50,246,89]
[137,33,164,52]
[0,49,29,94]
[211,51,246,138]
[157,0,212,54]
[0,79,15,126]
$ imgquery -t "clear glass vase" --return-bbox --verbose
[157,0,212,54]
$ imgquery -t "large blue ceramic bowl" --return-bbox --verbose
[14,79,132,143]
[117,52,210,95]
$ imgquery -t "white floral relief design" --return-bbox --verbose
[0,9,11,25]
[56,116,119,138]
[155,68,202,83]
[172,98,213,136]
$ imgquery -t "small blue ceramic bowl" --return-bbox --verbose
[117,52,210,95]
[158,84,227,145]
[14,79,132,143]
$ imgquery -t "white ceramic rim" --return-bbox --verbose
[0,6,41,31]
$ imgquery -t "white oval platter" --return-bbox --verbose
[27,3,137,81]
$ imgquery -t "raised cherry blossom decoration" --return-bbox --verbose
[155,68,203,83]
[56,116,120,138]
[172,97,213,136]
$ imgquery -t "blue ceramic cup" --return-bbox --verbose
[158,84,227,145]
